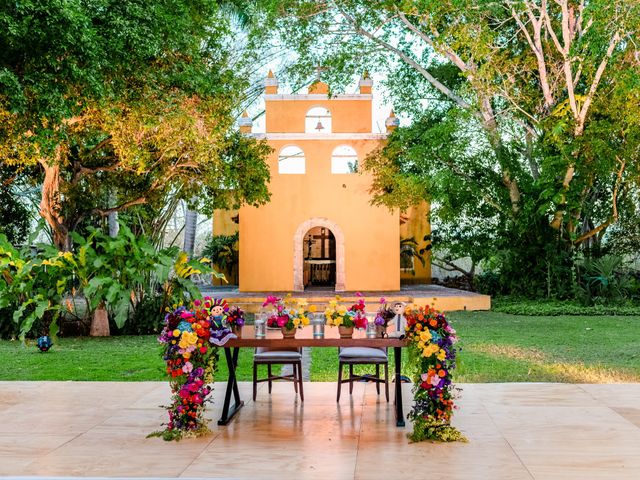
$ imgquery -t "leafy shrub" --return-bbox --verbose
[493,298,640,316]
[112,294,165,335]
[202,232,238,282]
[0,166,30,246]
[575,255,632,305]
[0,225,223,339]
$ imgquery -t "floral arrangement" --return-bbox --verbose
[324,293,368,329]
[263,294,315,330]
[373,297,396,328]
[404,305,466,442]
[149,296,235,441]
[226,306,245,327]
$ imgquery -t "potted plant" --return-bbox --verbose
[325,293,367,338]
[226,306,245,338]
[263,294,314,338]
[373,297,396,338]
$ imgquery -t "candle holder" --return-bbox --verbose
[254,312,266,339]
[311,313,325,339]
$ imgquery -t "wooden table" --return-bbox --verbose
[218,326,408,427]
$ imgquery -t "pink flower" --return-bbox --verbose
[182,362,193,373]
[421,373,429,382]
[193,299,201,307]
[356,292,363,297]
[277,316,287,328]
[379,297,386,304]
[262,295,279,307]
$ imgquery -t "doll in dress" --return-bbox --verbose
[207,297,236,345]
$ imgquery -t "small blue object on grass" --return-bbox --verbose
[37,336,52,352]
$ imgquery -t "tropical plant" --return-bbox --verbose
[0,234,67,340]
[202,232,239,282]
[576,255,631,305]
[0,226,223,340]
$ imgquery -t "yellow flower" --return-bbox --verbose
[437,349,446,361]
[334,317,343,326]
[178,331,198,349]
[420,330,432,342]
[298,308,305,316]
[337,306,347,315]
[422,343,439,357]
[293,317,301,327]
[301,316,310,326]
[309,305,317,312]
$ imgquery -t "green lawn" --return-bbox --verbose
[2,311,639,383]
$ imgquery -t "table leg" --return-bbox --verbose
[217,347,244,425]
[394,346,405,427]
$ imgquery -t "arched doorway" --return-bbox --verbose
[303,227,336,289]
[293,218,345,292]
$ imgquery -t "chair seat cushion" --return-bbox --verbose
[339,347,387,361]
[254,348,302,361]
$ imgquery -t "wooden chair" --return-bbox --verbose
[337,347,389,402]
[252,347,304,402]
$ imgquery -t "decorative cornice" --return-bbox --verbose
[251,133,387,140]
[264,94,372,101]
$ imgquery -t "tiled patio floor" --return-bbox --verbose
[1,381,639,479]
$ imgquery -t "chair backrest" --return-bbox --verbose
[338,346,386,354]
[256,347,302,354]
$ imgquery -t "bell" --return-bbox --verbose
[315,120,324,131]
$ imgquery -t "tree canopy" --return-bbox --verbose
[0,0,271,250]
[259,0,640,295]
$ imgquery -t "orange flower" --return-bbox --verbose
[438,370,446,378]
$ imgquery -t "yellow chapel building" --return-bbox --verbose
[213,72,431,292]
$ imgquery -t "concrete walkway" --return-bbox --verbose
[1,382,639,479]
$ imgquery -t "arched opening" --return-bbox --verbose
[331,145,358,173]
[293,217,345,292]
[302,227,336,289]
[278,145,305,174]
[305,107,332,133]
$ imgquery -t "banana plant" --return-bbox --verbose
[0,235,67,340]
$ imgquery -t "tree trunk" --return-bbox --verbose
[39,160,71,251]
[107,190,120,237]
[90,306,110,337]
[108,211,119,237]
[183,206,198,257]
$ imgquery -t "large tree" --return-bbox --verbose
[260,0,640,292]
[0,0,271,250]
